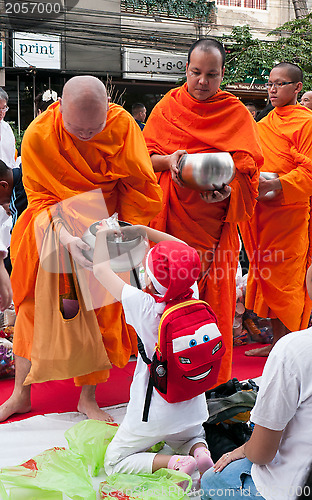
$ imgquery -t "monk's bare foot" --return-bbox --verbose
[245,345,272,357]
[0,393,31,422]
[77,399,114,422]
[78,385,114,421]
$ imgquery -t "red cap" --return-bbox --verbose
[146,241,200,302]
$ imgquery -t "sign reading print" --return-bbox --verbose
[13,32,61,69]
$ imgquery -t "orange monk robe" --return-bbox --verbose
[240,104,312,332]
[11,101,162,385]
[143,83,263,384]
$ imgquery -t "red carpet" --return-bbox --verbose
[0,362,136,424]
[232,343,268,381]
[0,346,267,424]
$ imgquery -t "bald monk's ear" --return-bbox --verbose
[0,180,10,199]
[221,66,225,81]
[0,180,9,190]
[306,264,312,300]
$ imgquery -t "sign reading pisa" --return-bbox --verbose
[13,32,61,69]
[122,47,187,81]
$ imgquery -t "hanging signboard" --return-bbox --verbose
[122,47,187,81]
[13,32,61,69]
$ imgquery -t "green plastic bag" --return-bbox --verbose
[9,487,62,499]
[148,441,165,453]
[99,468,192,499]
[65,419,119,476]
[0,447,96,500]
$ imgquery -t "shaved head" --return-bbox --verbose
[60,76,109,141]
[272,62,303,84]
[188,38,226,68]
[300,91,312,110]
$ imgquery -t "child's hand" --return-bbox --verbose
[95,219,109,233]
[95,219,121,240]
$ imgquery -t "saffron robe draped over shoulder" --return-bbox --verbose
[143,83,263,384]
[11,101,162,385]
[240,105,312,331]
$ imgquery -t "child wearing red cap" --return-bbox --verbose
[93,222,214,485]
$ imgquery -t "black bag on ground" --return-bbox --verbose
[203,378,258,462]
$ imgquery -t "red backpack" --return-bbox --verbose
[140,298,226,421]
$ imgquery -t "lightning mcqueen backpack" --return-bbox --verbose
[138,299,226,422]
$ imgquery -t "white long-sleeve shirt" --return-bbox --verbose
[0,119,15,257]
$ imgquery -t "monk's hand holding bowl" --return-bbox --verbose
[200,184,231,204]
[168,149,187,187]
[59,226,93,271]
[257,176,282,201]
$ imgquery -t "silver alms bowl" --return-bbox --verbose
[178,152,235,191]
[82,221,146,273]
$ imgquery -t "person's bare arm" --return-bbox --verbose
[243,425,283,464]
[0,256,12,311]
[151,150,186,186]
[214,424,283,473]
[93,223,188,300]
[135,225,186,245]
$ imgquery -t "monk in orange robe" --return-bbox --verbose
[240,62,312,356]
[0,76,162,422]
[143,39,263,384]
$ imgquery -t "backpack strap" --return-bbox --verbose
[137,334,154,422]
[137,334,152,365]
[142,376,154,422]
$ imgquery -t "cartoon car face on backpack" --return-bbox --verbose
[151,300,226,404]
[173,322,223,381]
[169,321,224,402]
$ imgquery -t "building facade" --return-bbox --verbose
[0,0,298,131]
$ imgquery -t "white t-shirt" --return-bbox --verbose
[121,284,208,436]
[251,329,312,500]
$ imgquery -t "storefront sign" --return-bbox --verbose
[227,82,267,91]
[122,47,187,81]
[13,32,61,69]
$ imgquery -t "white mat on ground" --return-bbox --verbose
[0,405,128,500]
[0,404,201,499]
[0,378,261,499]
